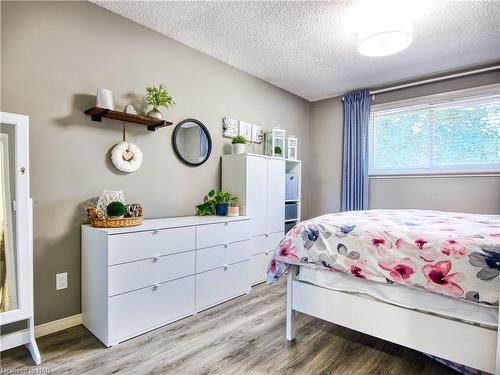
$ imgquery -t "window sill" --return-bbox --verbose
[369,172,500,179]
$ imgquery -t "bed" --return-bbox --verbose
[267,209,500,374]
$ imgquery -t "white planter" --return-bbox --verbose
[232,143,246,154]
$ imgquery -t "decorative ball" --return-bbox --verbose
[106,201,127,218]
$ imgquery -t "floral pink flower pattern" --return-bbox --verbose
[379,257,416,283]
[423,261,465,297]
[440,239,467,259]
[277,239,297,260]
[266,209,500,305]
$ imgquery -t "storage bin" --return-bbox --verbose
[285,203,298,221]
[284,222,296,234]
[285,174,298,200]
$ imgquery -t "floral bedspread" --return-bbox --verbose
[267,209,500,305]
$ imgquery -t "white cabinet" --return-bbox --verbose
[82,216,250,347]
[222,153,286,285]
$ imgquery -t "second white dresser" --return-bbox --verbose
[82,216,251,347]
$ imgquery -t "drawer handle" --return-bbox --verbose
[223,265,229,271]
[152,256,160,263]
[265,233,269,237]
[224,243,229,248]
[152,230,159,235]
[224,222,228,226]
[265,251,269,256]
[153,283,160,290]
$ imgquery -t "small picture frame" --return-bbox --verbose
[222,117,239,138]
[251,124,264,143]
[239,121,252,140]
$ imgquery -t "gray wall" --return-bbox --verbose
[1,1,311,324]
[310,70,500,217]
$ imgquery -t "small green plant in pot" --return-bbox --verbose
[145,83,175,120]
[195,189,237,216]
[231,135,248,154]
[274,145,282,156]
[106,201,127,219]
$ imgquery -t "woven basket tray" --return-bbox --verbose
[87,207,143,228]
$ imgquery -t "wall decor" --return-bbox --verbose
[172,119,212,167]
[110,124,143,173]
[222,118,264,144]
[222,117,239,138]
[145,84,175,120]
[96,190,125,214]
[239,121,253,140]
[111,141,143,173]
[251,124,264,143]
[96,88,115,110]
[85,107,172,131]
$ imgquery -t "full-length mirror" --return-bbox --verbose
[0,123,17,313]
[172,119,212,167]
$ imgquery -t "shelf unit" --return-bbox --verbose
[284,158,301,233]
[85,107,173,131]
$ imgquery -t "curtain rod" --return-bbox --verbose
[341,65,500,101]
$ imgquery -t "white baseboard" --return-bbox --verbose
[34,314,82,338]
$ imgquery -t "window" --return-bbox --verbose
[369,87,500,175]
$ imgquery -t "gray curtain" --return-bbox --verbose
[341,89,371,211]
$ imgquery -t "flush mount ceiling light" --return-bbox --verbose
[357,18,413,57]
[350,0,417,57]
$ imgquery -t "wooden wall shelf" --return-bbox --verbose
[85,107,173,131]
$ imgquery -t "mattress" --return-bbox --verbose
[297,267,498,329]
[268,209,500,306]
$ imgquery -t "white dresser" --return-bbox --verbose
[222,153,285,285]
[82,216,251,347]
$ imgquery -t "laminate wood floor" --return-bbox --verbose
[1,279,457,375]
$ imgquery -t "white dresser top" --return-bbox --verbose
[82,215,251,235]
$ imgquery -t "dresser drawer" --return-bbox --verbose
[196,240,250,273]
[108,276,195,344]
[108,226,195,265]
[196,220,250,249]
[195,261,250,311]
[250,251,274,285]
[108,251,195,296]
[250,231,283,255]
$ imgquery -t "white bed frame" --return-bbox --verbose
[286,266,499,374]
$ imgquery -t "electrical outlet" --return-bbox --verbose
[56,272,68,290]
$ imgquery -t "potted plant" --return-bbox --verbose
[106,201,127,219]
[145,84,175,120]
[228,196,239,217]
[195,189,237,216]
[231,135,248,154]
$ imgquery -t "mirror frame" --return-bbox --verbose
[172,118,212,167]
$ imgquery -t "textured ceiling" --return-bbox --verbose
[93,1,500,102]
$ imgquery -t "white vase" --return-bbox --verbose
[96,88,115,110]
[232,143,246,154]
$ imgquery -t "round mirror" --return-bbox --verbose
[172,119,212,167]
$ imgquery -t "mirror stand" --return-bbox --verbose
[0,112,40,365]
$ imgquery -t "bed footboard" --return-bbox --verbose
[286,265,499,374]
